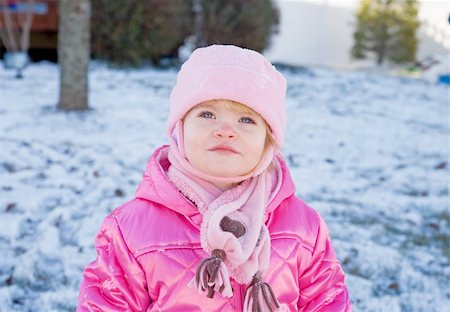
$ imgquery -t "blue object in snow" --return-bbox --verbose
[438,74,450,85]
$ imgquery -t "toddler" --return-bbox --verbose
[77,44,351,311]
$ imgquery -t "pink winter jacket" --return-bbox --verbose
[77,146,352,311]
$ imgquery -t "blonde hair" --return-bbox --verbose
[211,99,278,151]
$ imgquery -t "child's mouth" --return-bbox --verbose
[209,145,239,154]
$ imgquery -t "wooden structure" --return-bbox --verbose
[0,0,58,59]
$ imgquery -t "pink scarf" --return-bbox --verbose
[167,121,286,311]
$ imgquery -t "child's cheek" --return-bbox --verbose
[198,118,214,127]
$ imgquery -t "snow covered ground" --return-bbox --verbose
[0,61,448,311]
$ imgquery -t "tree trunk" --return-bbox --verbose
[193,0,204,48]
[58,0,90,110]
[376,35,386,65]
[375,20,388,66]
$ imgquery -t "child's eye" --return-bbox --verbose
[198,111,215,119]
[239,117,256,124]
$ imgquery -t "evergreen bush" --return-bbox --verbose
[91,0,280,66]
[91,0,192,66]
[202,0,280,52]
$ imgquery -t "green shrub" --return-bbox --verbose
[91,0,192,66]
[91,0,280,66]
[202,0,280,52]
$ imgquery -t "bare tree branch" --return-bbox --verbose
[0,0,35,51]
[21,0,35,51]
[0,0,18,51]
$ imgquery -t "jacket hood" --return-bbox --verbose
[135,145,296,227]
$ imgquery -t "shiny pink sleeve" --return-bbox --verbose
[77,215,151,312]
[298,217,352,311]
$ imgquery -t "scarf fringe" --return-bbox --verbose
[188,249,233,298]
[243,272,283,312]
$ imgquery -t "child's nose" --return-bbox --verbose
[213,124,236,139]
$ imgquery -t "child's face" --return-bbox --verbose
[183,100,267,181]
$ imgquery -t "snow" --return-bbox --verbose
[0,61,449,311]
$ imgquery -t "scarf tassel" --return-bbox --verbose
[188,249,233,298]
[243,273,282,312]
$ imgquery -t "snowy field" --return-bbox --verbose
[0,61,448,311]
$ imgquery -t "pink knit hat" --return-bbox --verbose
[168,44,287,148]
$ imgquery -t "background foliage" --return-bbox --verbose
[91,0,192,66]
[352,0,420,65]
[91,0,280,66]
[201,0,279,52]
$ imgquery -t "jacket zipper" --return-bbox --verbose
[232,280,244,310]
